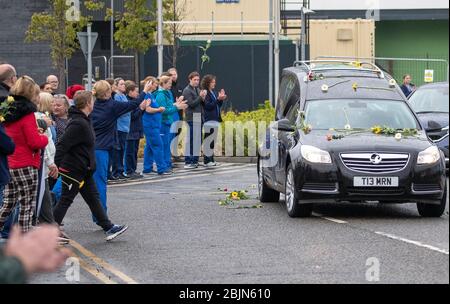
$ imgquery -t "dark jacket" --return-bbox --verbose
[400,84,415,98]
[0,250,27,284]
[55,106,96,176]
[0,82,10,98]
[182,85,204,122]
[126,93,146,140]
[203,90,224,123]
[171,81,183,99]
[0,123,15,185]
[90,97,141,150]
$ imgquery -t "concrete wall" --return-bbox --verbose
[0,0,57,86]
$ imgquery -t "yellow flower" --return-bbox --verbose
[0,116,4,123]
[231,192,239,200]
[7,96,14,103]
[79,180,85,189]
[371,126,383,134]
[352,83,358,91]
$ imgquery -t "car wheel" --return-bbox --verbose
[417,182,448,218]
[285,164,313,218]
[258,158,280,203]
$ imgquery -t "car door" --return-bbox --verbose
[275,75,300,187]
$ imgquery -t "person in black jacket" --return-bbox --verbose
[0,122,15,217]
[182,71,207,169]
[201,75,227,167]
[53,91,131,241]
[124,81,144,179]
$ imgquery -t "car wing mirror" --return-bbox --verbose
[426,120,443,132]
[272,119,296,132]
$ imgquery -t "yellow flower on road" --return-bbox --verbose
[231,192,239,200]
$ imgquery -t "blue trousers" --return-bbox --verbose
[143,126,166,174]
[112,131,128,177]
[161,123,172,170]
[93,150,109,214]
[124,139,140,175]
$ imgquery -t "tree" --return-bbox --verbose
[25,0,90,92]
[163,0,189,68]
[113,0,157,82]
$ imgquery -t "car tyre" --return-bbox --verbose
[417,182,447,218]
[285,164,313,217]
[258,158,280,203]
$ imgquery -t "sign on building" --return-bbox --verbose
[424,69,434,83]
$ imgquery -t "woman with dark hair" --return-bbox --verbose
[53,90,129,241]
[201,75,227,167]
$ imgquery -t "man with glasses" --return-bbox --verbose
[46,75,59,95]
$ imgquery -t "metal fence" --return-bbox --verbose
[316,56,449,87]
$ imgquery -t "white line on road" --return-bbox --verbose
[110,165,255,188]
[374,231,449,255]
[313,213,348,224]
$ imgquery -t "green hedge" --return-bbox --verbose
[138,101,275,158]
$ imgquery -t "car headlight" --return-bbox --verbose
[301,145,332,164]
[417,146,441,165]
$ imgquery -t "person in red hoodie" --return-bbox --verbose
[0,76,48,233]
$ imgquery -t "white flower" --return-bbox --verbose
[207,39,211,44]
[389,79,397,87]
[344,124,352,130]
[321,84,329,92]
[395,133,402,140]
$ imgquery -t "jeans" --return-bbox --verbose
[185,121,203,165]
[124,139,140,175]
[143,126,166,174]
[161,123,173,170]
[53,174,113,232]
[112,131,128,177]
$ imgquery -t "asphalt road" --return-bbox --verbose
[31,163,449,284]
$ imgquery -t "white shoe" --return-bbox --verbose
[205,162,215,168]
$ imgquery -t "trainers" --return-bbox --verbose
[184,164,197,169]
[127,172,143,179]
[205,162,216,168]
[159,170,173,176]
[105,225,129,241]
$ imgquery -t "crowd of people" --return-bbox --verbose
[0,61,227,283]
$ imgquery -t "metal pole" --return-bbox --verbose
[269,0,273,107]
[157,0,163,76]
[87,24,93,91]
[241,12,244,37]
[211,11,215,38]
[295,40,300,62]
[110,0,114,78]
[301,7,306,61]
[274,0,280,106]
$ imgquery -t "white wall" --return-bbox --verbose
[286,0,449,10]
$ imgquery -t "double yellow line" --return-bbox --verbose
[69,240,138,284]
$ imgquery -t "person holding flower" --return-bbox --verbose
[0,76,48,233]
[53,91,129,241]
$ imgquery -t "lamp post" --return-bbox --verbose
[110,0,114,78]
[157,0,163,76]
[300,7,314,61]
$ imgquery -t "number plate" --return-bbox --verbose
[354,177,399,187]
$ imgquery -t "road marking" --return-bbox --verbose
[70,252,118,284]
[70,240,139,284]
[313,213,348,224]
[374,231,449,255]
[110,165,255,188]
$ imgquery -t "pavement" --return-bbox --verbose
[31,163,449,284]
